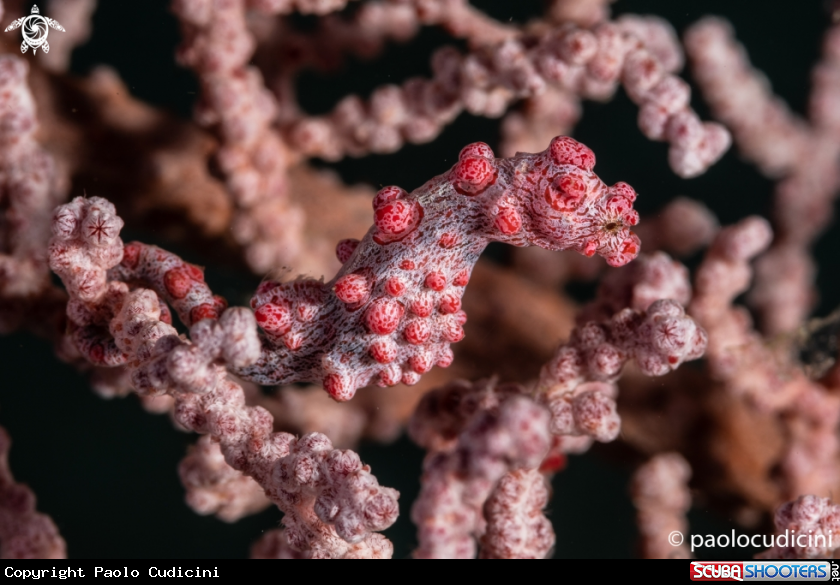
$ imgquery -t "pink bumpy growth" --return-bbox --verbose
[48,197,124,304]
[243,137,641,400]
[759,495,840,559]
[479,469,554,559]
[631,453,693,559]
[0,427,66,559]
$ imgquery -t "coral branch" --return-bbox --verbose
[685,18,811,177]
[47,198,400,559]
[758,495,840,559]
[538,298,707,449]
[271,432,398,555]
[631,453,692,559]
[687,17,840,334]
[397,0,517,46]
[179,435,271,522]
[288,16,729,177]
[40,0,97,72]
[479,469,554,559]
[689,218,840,500]
[410,379,552,558]
[632,197,719,257]
[546,0,614,27]
[0,426,66,559]
[0,56,64,300]
[172,0,302,272]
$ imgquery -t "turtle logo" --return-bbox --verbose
[4,5,65,55]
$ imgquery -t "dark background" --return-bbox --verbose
[1,0,837,558]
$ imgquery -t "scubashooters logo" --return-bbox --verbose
[690,561,839,582]
[4,5,65,55]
